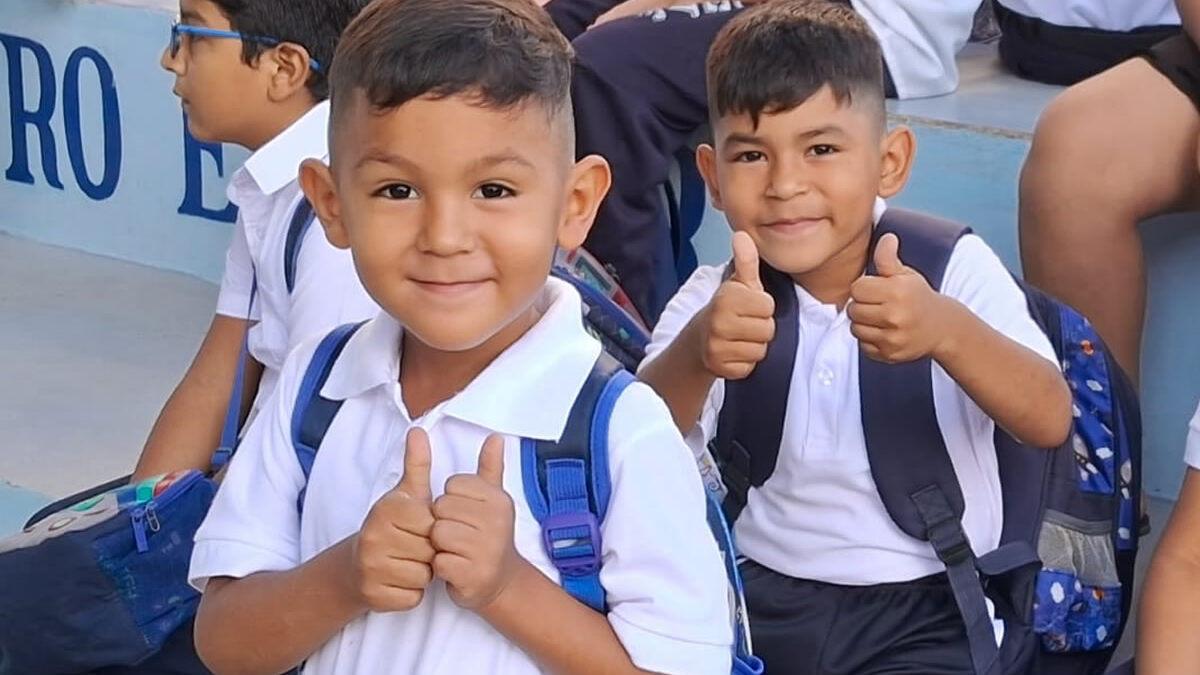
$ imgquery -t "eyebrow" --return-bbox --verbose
[724,125,848,147]
[354,148,537,173]
[179,9,206,24]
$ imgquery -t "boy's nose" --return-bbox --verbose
[160,45,184,75]
[419,202,475,255]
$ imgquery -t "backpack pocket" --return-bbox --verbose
[1033,512,1122,652]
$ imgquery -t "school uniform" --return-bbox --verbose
[215,100,379,417]
[559,0,977,326]
[994,0,1183,85]
[190,278,733,675]
[641,199,1059,674]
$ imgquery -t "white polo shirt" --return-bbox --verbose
[191,278,733,675]
[996,0,1179,32]
[642,201,1059,586]
[852,0,981,99]
[215,100,379,413]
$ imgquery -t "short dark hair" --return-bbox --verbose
[329,0,573,135]
[211,0,370,100]
[707,0,884,126]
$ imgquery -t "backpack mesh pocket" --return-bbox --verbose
[1033,513,1122,652]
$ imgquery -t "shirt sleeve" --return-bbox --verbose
[1185,401,1200,469]
[598,381,733,675]
[214,215,261,321]
[941,234,1059,367]
[639,265,727,467]
[188,341,315,591]
[284,219,380,353]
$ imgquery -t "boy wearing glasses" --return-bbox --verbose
[140,0,377,484]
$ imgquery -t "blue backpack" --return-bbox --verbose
[710,208,1141,675]
[0,200,320,675]
[292,319,762,675]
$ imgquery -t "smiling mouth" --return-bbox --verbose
[764,217,826,232]
[412,279,489,296]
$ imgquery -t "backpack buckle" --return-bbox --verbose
[542,511,602,576]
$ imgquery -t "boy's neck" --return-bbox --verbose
[399,307,542,419]
[241,98,318,152]
[789,224,873,309]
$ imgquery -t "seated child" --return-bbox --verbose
[186,0,733,673]
[139,0,378,481]
[639,2,1074,673]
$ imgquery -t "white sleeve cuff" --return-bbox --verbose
[189,538,298,592]
[610,612,732,675]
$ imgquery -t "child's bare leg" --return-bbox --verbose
[1019,57,1200,386]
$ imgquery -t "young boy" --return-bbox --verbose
[639,2,1074,673]
[138,0,377,480]
[187,0,733,673]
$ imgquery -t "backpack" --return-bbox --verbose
[710,208,1141,675]
[293,319,762,675]
[0,199,320,675]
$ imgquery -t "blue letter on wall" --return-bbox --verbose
[179,113,237,222]
[1,33,62,189]
[63,47,122,201]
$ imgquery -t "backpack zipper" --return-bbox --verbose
[128,471,204,553]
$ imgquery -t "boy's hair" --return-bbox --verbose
[328,0,573,139]
[210,0,370,100]
[707,0,885,126]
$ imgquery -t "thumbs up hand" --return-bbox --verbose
[849,233,952,363]
[353,427,437,612]
[431,435,519,610]
[698,231,776,380]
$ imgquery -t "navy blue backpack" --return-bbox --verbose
[710,208,1142,675]
[292,317,762,675]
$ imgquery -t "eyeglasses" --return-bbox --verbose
[168,21,322,72]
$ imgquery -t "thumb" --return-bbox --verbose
[476,434,505,488]
[396,427,433,501]
[873,233,906,277]
[730,231,762,291]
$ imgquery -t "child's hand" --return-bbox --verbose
[352,428,436,613]
[431,435,519,611]
[849,233,954,363]
[698,231,776,380]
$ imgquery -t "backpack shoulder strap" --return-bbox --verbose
[284,198,317,295]
[290,321,366,516]
[862,208,1018,675]
[710,260,799,521]
[521,352,633,612]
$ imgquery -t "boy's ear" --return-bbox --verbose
[298,158,350,250]
[264,43,315,103]
[878,124,915,199]
[556,154,612,250]
[695,144,724,211]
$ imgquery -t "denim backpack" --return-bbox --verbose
[710,209,1141,675]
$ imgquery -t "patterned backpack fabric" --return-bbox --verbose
[710,209,1142,675]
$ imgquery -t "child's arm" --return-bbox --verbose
[432,418,729,675]
[134,314,262,480]
[1138,468,1200,674]
[639,232,775,433]
[849,234,1072,449]
[194,427,437,673]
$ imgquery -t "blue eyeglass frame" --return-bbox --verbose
[169,21,323,72]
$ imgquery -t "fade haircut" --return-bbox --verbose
[706,0,885,127]
[328,0,574,146]
[210,0,370,100]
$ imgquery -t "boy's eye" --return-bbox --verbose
[474,183,514,199]
[376,184,418,200]
[733,151,765,163]
[809,144,837,156]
